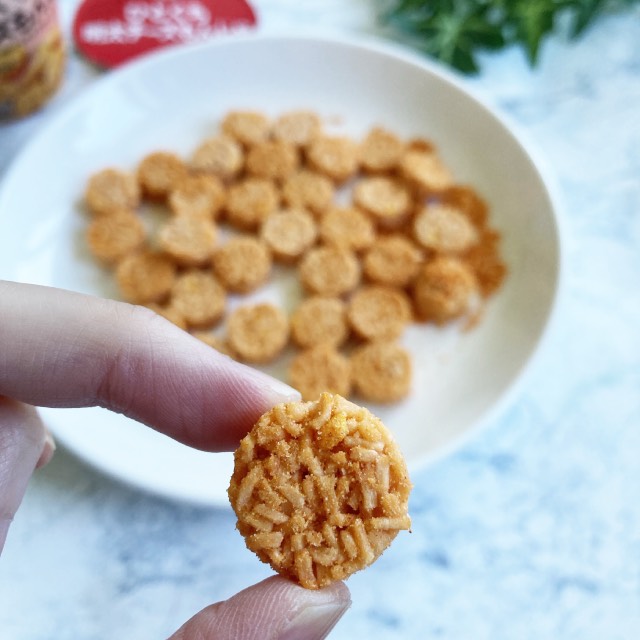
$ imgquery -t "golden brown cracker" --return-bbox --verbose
[290,296,349,349]
[212,236,272,294]
[272,110,322,146]
[225,177,279,231]
[228,393,412,589]
[290,346,352,401]
[281,169,335,216]
[115,251,176,304]
[260,208,318,263]
[359,127,406,173]
[353,176,412,229]
[246,140,299,182]
[85,168,141,215]
[306,136,359,183]
[412,256,478,324]
[318,206,376,253]
[347,286,412,342]
[137,152,188,199]
[221,110,271,146]
[298,246,361,297]
[86,209,146,264]
[362,234,423,288]
[227,303,289,364]
[191,135,244,180]
[413,203,478,254]
[158,216,218,267]
[169,174,226,219]
[351,342,412,403]
[171,270,226,328]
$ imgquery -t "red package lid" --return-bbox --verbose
[73,0,257,68]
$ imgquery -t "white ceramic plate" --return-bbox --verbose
[0,34,561,507]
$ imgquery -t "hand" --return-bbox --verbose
[0,281,351,639]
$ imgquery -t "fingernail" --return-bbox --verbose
[36,431,56,469]
[241,365,301,404]
[0,518,10,554]
[260,377,301,405]
[279,602,349,640]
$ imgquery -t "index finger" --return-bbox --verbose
[0,281,299,451]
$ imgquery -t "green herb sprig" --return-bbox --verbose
[380,0,640,73]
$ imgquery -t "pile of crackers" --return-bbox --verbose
[82,110,506,404]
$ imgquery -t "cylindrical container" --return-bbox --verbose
[0,0,66,119]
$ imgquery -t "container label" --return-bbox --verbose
[73,0,257,68]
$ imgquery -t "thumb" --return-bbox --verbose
[169,576,351,640]
[0,397,55,553]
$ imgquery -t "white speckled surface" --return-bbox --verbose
[1,2,639,639]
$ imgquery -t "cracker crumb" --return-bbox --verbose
[463,228,508,297]
[441,185,489,228]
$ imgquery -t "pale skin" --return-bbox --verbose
[0,280,350,640]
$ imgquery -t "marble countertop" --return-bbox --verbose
[1,1,639,638]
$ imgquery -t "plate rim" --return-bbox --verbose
[0,31,565,506]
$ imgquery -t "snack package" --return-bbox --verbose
[0,0,66,119]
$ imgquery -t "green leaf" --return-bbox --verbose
[451,44,482,72]
[379,0,640,73]
[503,0,560,64]
[569,0,608,37]
[386,3,506,73]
